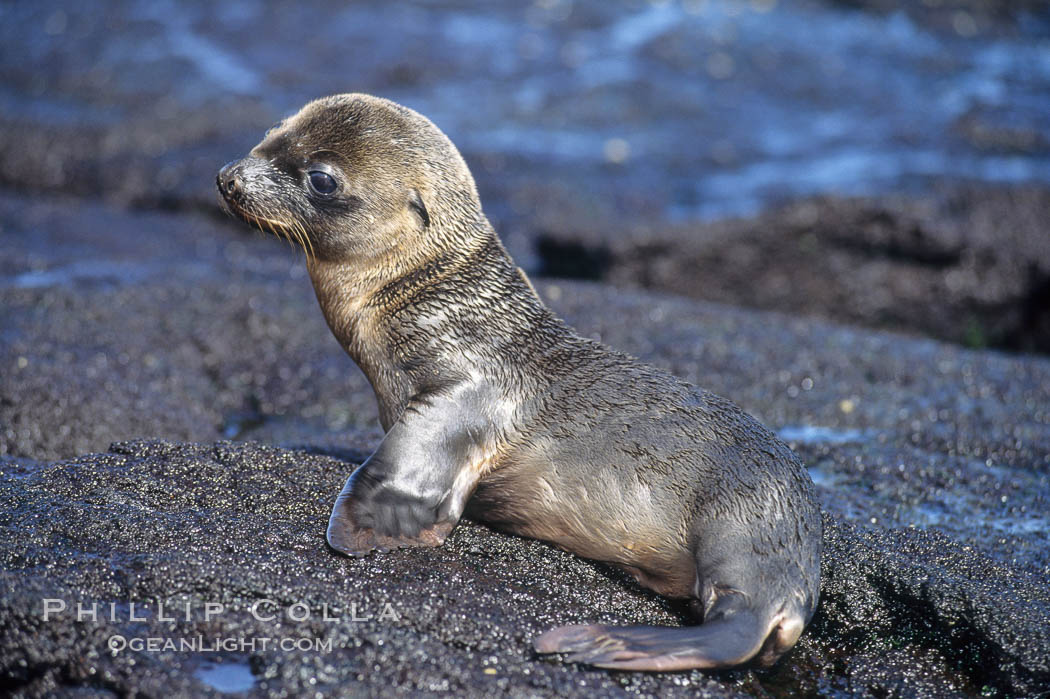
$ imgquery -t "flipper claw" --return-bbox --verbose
[327,516,453,558]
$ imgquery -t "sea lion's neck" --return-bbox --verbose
[306,224,549,429]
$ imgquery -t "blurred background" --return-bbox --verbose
[3,0,1049,353]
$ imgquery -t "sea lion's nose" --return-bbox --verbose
[217,160,242,196]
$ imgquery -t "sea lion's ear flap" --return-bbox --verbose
[408,188,430,228]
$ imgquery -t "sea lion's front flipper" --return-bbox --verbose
[326,383,494,557]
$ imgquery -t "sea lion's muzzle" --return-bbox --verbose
[217,159,248,200]
[216,157,275,219]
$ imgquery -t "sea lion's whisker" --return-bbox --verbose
[296,220,316,260]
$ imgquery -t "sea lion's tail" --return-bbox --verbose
[533,589,809,671]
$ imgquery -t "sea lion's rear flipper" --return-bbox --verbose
[534,585,809,671]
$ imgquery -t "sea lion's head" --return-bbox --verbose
[217,94,481,264]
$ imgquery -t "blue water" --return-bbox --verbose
[194,661,256,694]
[778,425,869,445]
[3,0,1047,221]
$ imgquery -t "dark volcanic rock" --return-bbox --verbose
[0,193,384,462]
[537,185,1050,354]
[813,520,1050,696]
[1,441,1047,697]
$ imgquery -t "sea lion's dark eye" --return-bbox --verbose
[308,170,337,195]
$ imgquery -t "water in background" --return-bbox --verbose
[2,0,1048,222]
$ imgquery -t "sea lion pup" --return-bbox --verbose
[217,94,822,672]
